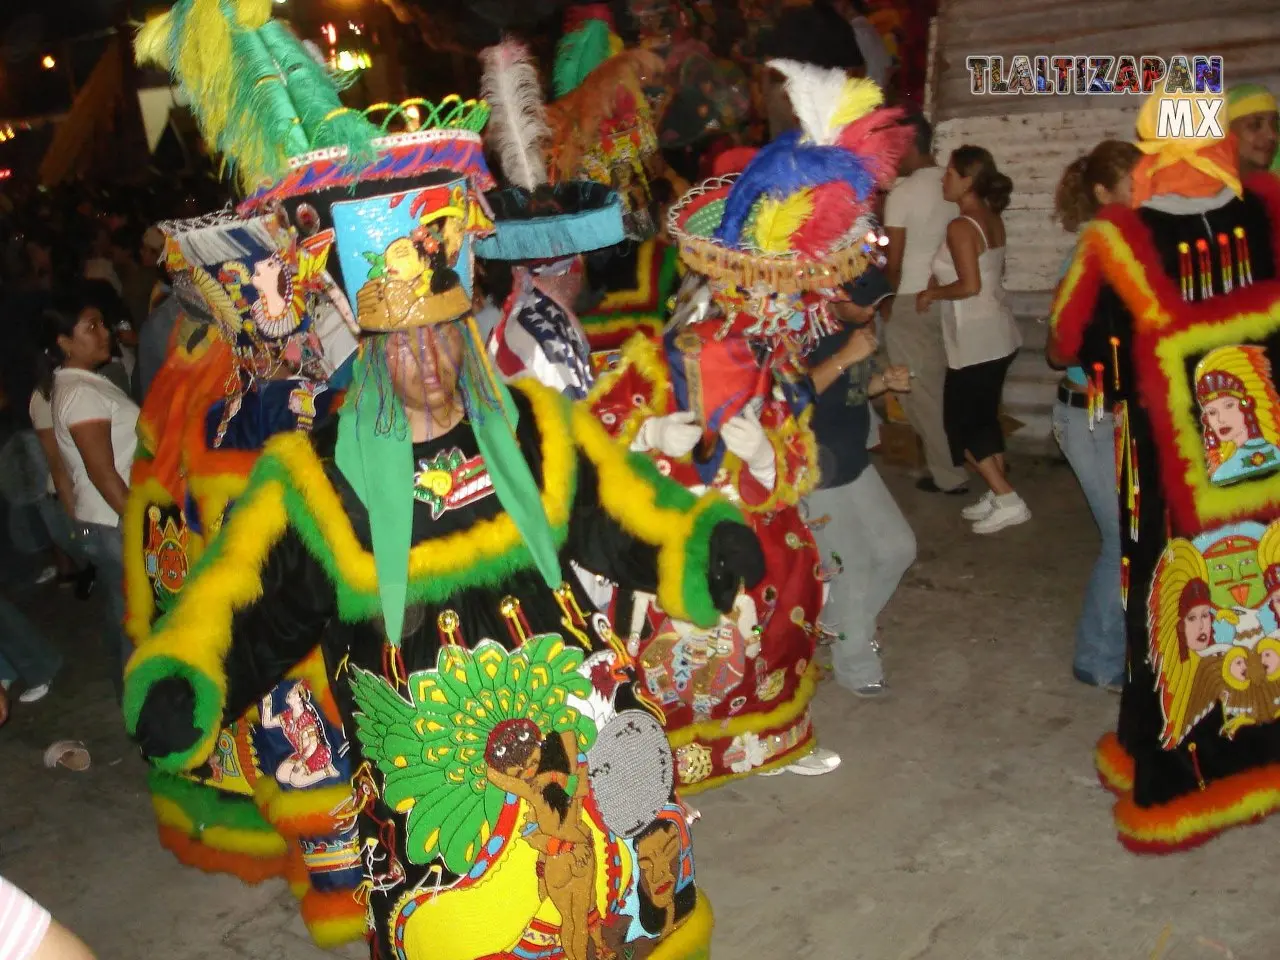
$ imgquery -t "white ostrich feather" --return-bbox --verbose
[767,58,851,145]
[480,39,550,191]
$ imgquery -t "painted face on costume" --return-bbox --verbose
[1259,640,1280,680]
[57,306,112,369]
[1206,539,1263,609]
[385,238,427,283]
[636,822,680,910]
[1182,604,1214,652]
[384,323,464,416]
[1203,395,1250,446]
[485,719,542,779]
[1231,110,1279,174]
[286,685,304,712]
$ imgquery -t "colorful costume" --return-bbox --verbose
[124,9,764,959]
[1050,92,1280,850]
[589,322,822,790]
[125,204,365,942]
[582,61,906,787]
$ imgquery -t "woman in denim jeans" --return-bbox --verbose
[38,291,139,697]
[1048,141,1140,689]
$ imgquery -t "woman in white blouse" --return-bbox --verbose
[917,145,1028,535]
[39,293,139,696]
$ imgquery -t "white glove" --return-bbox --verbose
[720,407,776,490]
[631,411,702,457]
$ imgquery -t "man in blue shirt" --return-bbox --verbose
[804,269,917,696]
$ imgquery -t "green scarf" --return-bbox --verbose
[334,341,563,647]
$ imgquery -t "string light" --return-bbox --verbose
[40,54,56,70]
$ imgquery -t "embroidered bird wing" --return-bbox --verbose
[348,636,596,875]
[1148,538,1217,748]
[189,264,249,342]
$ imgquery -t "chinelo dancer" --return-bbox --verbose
[589,61,912,787]
[122,4,764,958]
[1051,90,1280,850]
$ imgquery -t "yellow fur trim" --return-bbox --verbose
[126,477,292,767]
[123,476,172,646]
[668,659,819,750]
[258,780,354,829]
[571,402,731,625]
[265,380,575,597]
[727,405,819,514]
[650,890,713,959]
[597,241,658,311]
[1153,308,1280,525]
[152,796,288,858]
[586,332,673,445]
[189,472,251,539]
[308,914,369,949]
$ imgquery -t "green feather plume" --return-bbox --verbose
[552,20,613,99]
[138,0,379,193]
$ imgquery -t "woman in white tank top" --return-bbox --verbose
[916,145,1030,534]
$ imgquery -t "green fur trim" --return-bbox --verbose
[123,655,225,773]
[624,450,698,511]
[147,769,276,835]
[681,499,746,628]
[249,420,579,623]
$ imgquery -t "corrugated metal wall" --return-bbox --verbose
[923,0,1280,451]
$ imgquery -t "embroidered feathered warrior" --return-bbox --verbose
[1050,90,1280,850]
[123,7,763,959]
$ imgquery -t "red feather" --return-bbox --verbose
[836,106,914,189]
[790,181,862,259]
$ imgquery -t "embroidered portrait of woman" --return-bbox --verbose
[1195,344,1280,486]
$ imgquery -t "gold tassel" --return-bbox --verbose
[553,583,594,651]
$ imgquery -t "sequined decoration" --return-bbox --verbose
[1233,226,1253,286]
[498,596,531,645]
[1177,242,1193,301]
[1195,237,1212,301]
[1216,232,1233,295]
[437,609,462,647]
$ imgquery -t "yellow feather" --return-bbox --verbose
[134,11,174,69]
[830,77,884,132]
[177,0,236,153]
[753,189,815,253]
[237,0,274,29]
[608,33,624,56]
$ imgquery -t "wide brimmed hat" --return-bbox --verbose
[668,62,910,295]
[668,175,876,293]
[477,38,627,260]
[476,181,625,261]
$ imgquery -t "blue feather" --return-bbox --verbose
[714,130,875,247]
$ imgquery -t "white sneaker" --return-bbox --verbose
[18,683,50,703]
[961,491,996,521]
[972,499,1031,535]
[760,747,842,777]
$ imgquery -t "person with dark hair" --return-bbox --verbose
[1050,139,1141,690]
[883,113,967,495]
[918,145,1027,533]
[40,291,139,695]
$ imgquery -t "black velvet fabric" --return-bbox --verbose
[1078,191,1280,810]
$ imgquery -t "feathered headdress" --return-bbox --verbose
[136,0,378,193]
[476,39,625,261]
[669,63,908,291]
[553,11,624,99]
[479,39,551,193]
